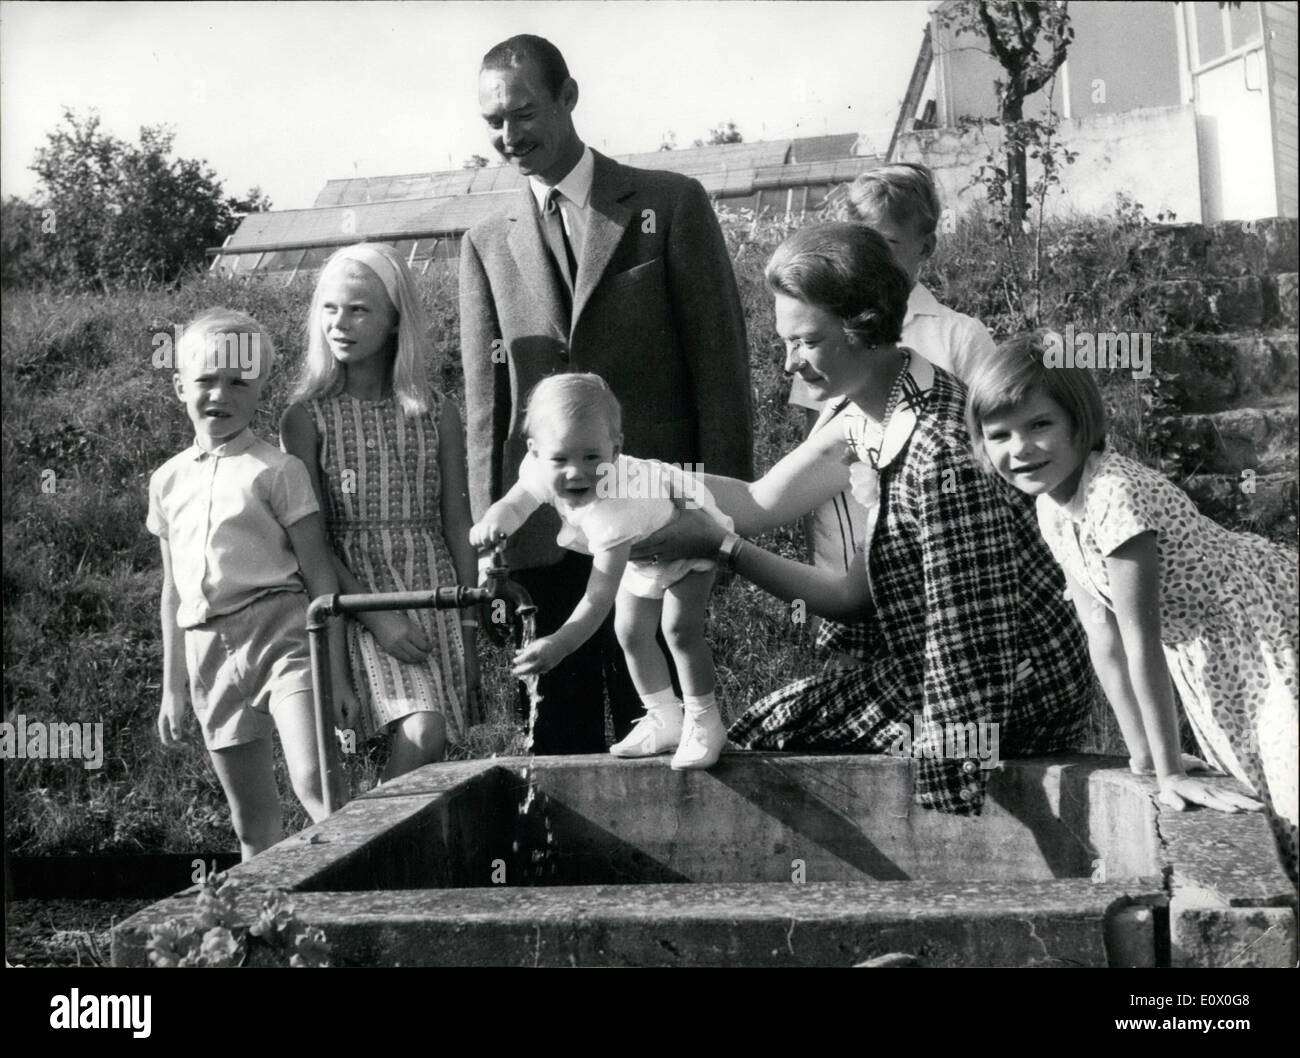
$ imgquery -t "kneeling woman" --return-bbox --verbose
[637,222,1093,812]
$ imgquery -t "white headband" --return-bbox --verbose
[327,243,402,308]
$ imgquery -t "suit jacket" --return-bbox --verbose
[460,149,754,568]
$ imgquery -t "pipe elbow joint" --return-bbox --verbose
[306,593,339,630]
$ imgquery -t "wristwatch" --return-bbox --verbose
[717,531,744,571]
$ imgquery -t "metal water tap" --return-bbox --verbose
[478,549,538,649]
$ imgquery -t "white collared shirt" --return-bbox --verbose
[147,430,319,627]
[789,282,996,410]
[528,144,595,260]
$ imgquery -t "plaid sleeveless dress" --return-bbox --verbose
[728,362,1092,814]
[308,391,470,742]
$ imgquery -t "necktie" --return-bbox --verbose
[542,187,578,297]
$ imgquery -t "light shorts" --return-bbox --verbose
[622,555,720,600]
[184,590,314,751]
[620,496,734,600]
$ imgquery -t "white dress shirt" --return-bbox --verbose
[528,144,595,261]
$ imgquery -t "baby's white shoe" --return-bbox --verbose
[610,706,683,757]
[671,708,727,770]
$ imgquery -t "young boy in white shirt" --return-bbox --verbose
[149,309,352,860]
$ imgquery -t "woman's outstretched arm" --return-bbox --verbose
[633,504,873,621]
[639,420,851,557]
[694,419,851,535]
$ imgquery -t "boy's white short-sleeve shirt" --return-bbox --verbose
[788,282,996,410]
[147,430,319,628]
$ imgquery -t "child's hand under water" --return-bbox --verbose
[512,635,566,676]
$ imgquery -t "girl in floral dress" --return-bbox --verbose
[967,334,1298,881]
[283,243,479,780]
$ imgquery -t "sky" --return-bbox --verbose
[1,0,932,212]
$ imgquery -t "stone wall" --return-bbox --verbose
[1139,218,1298,537]
[896,104,1203,224]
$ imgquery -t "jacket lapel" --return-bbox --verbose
[877,353,934,470]
[506,186,569,337]
[572,151,635,330]
[849,353,935,586]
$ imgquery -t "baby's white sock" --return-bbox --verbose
[641,687,682,713]
[683,692,718,718]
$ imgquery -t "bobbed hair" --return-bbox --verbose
[292,242,432,417]
[847,162,942,238]
[524,373,623,443]
[176,307,275,379]
[965,331,1108,475]
[764,222,910,347]
[481,34,571,97]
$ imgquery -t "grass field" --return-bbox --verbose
[4,207,1234,857]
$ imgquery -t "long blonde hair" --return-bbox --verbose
[292,242,432,416]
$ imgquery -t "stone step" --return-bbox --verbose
[1207,218,1300,276]
[1275,272,1298,329]
[111,880,1156,968]
[1134,219,1298,277]
[1157,332,1298,411]
[1146,276,1294,330]
[1182,470,1298,538]
[1162,400,1299,474]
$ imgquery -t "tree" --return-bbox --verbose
[693,121,744,148]
[940,1,1073,229]
[1,197,50,287]
[18,109,269,289]
[463,154,490,169]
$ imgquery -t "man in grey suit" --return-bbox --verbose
[460,34,753,754]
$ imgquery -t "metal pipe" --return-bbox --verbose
[329,586,492,615]
[306,585,496,816]
[306,594,339,815]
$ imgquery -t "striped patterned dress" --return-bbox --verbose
[308,391,469,743]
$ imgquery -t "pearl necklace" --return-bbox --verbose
[865,350,912,471]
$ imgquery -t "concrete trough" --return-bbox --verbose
[112,753,1295,967]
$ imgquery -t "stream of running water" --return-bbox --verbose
[512,611,555,881]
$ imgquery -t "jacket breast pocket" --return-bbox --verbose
[604,257,664,292]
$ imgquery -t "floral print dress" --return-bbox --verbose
[1036,449,1298,880]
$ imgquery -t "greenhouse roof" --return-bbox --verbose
[213,133,879,274]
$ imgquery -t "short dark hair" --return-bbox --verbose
[481,34,570,97]
[764,222,910,347]
[965,331,1108,475]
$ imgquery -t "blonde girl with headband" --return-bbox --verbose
[282,243,480,780]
